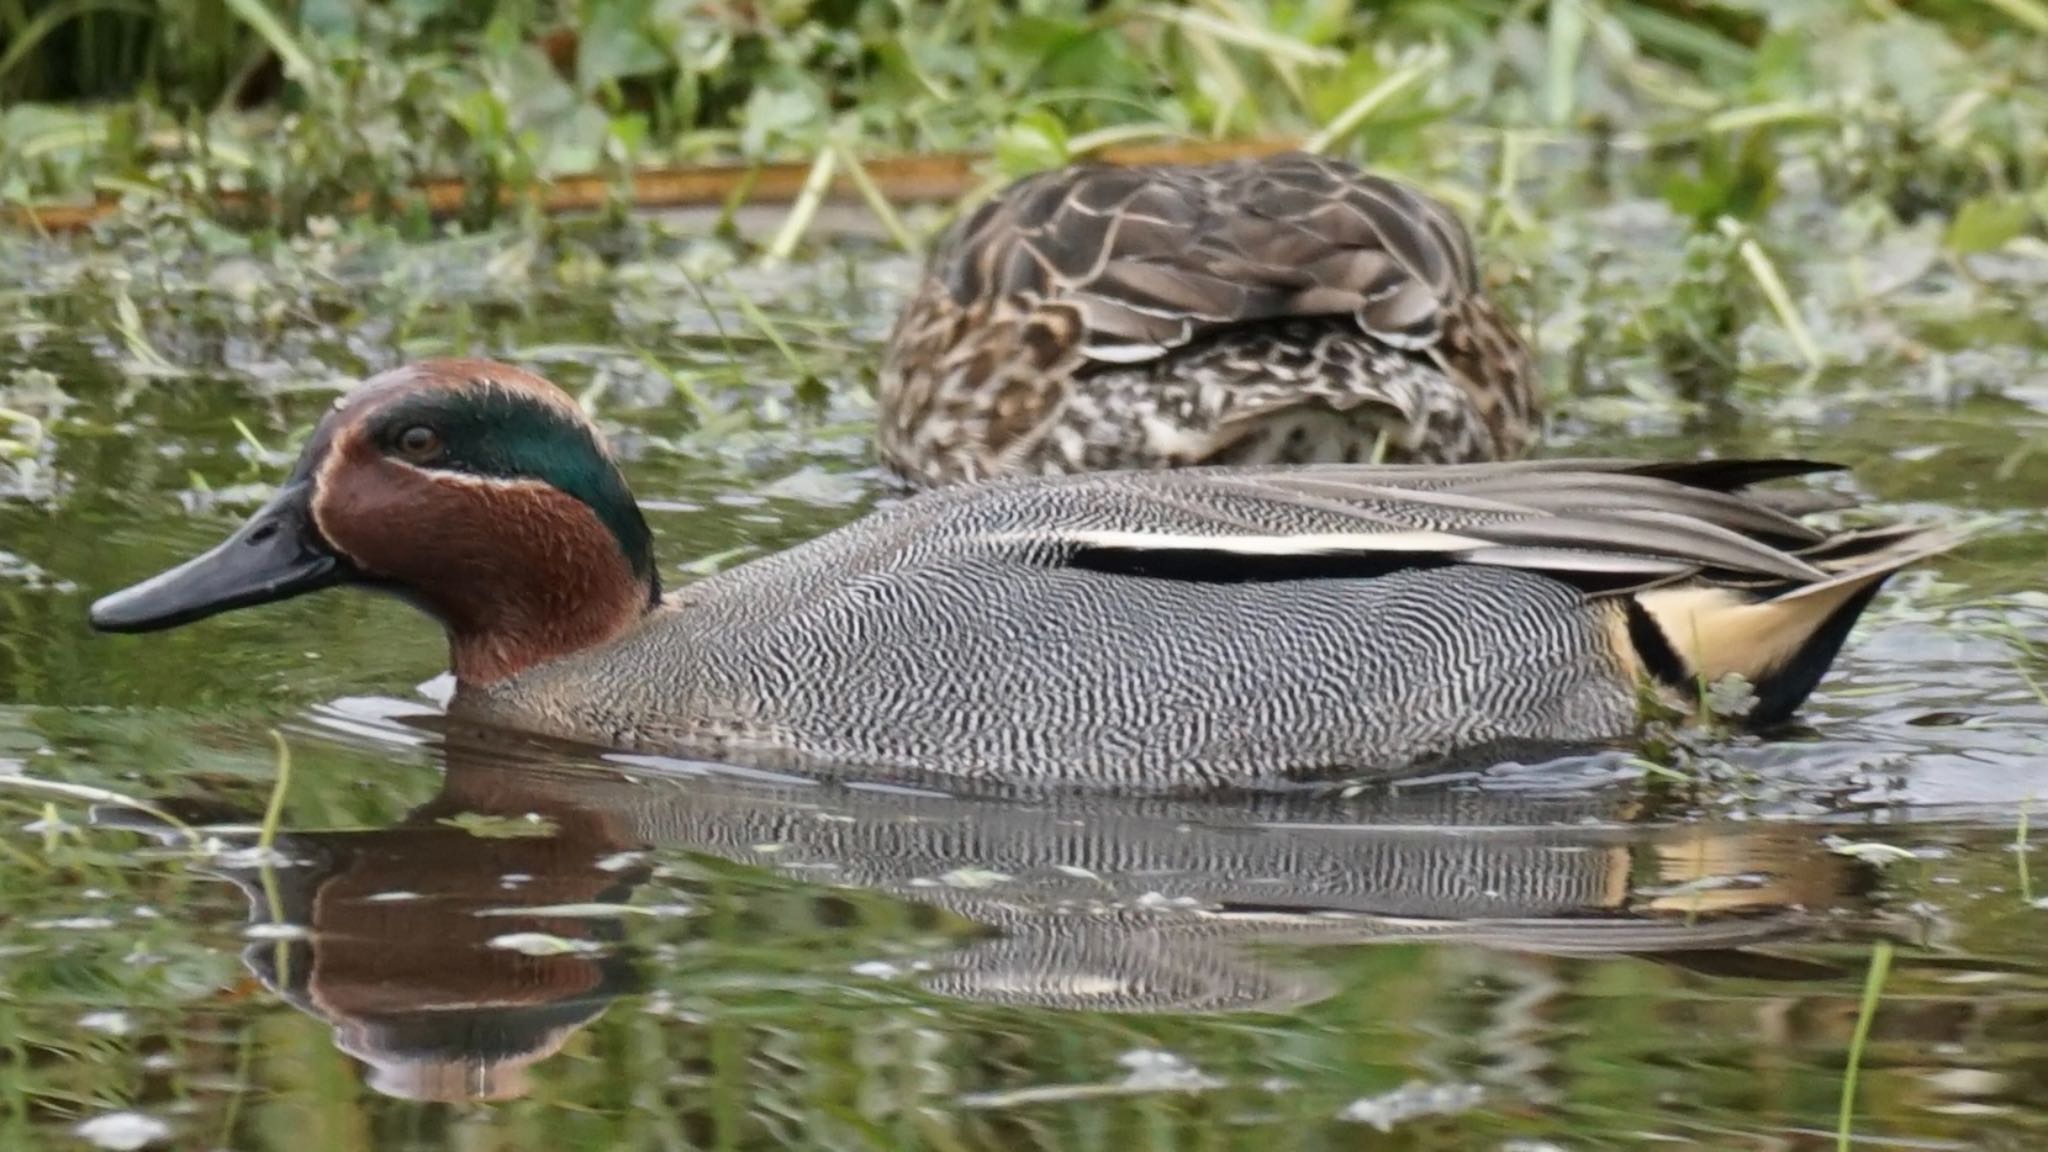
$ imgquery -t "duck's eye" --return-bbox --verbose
[396,425,443,462]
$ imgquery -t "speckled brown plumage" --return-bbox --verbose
[878,151,1539,487]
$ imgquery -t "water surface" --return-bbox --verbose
[1,192,2046,1149]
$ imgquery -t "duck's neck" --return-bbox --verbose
[444,557,655,686]
[440,493,661,683]
[352,492,659,687]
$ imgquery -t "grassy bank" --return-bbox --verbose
[3,1,2044,240]
[3,1,2045,480]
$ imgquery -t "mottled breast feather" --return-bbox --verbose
[878,151,1538,486]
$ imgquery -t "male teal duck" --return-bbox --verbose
[877,151,1537,488]
[91,360,1951,792]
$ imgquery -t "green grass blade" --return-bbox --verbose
[1973,0,2048,33]
[1547,0,1590,126]
[1836,940,1895,1152]
[0,0,153,88]
[221,0,319,87]
[1304,48,1446,154]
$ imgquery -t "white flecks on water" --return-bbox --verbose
[487,932,605,956]
[73,1112,171,1151]
[77,1011,133,1036]
[1338,1081,1486,1131]
[595,851,648,872]
[243,923,311,941]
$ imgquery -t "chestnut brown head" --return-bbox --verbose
[89,359,660,684]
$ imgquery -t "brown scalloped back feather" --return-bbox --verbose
[879,151,1539,487]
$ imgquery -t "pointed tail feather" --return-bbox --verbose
[1630,524,1961,726]
[1788,524,1968,585]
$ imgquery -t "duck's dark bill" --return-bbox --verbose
[88,481,345,633]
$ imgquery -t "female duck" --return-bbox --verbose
[878,151,1537,487]
[91,360,1949,792]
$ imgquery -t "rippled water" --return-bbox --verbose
[2,199,2046,1149]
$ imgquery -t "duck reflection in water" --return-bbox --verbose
[97,722,1872,1105]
